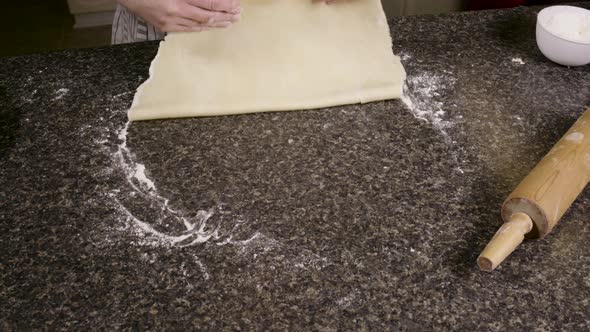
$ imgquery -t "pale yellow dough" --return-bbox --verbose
[128,0,406,121]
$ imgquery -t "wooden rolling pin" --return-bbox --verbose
[477,108,590,271]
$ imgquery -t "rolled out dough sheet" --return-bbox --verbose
[129,0,406,121]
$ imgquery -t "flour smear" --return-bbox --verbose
[53,88,69,101]
[401,71,457,141]
[511,58,526,65]
[399,52,467,175]
[113,121,234,248]
[104,119,329,279]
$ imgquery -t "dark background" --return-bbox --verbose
[0,0,111,57]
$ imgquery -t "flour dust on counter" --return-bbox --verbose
[109,121,245,253]
[91,117,330,282]
[52,88,70,101]
[398,52,471,176]
[400,53,458,143]
[15,75,40,107]
[511,57,526,65]
[112,91,134,100]
[20,77,75,109]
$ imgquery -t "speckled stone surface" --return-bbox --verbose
[1,3,590,330]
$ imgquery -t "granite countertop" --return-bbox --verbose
[1,3,590,330]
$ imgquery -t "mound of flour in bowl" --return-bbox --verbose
[540,8,590,43]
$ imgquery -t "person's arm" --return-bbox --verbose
[118,0,342,34]
[118,0,241,32]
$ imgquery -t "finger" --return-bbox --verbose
[186,0,241,14]
[206,20,233,28]
[207,10,240,24]
[159,15,209,32]
[162,23,206,33]
[176,17,232,29]
[180,3,240,24]
[182,25,208,33]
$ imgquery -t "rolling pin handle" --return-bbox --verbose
[477,212,534,272]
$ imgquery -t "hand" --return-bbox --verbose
[118,0,241,33]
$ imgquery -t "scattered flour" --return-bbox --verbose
[216,231,328,270]
[400,52,412,62]
[20,89,37,105]
[116,200,215,247]
[401,72,456,141]
[399,57,468,175]
[53,88,69,101]
[113,121,223,247]
[106,121,329,279]
[132,164,156,192]
[113,91,133,99]
[336,293,357,308]
[511,58,526,65]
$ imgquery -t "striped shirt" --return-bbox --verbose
[111,5,166,44]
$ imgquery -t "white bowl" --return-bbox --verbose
[536,5,590,67]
